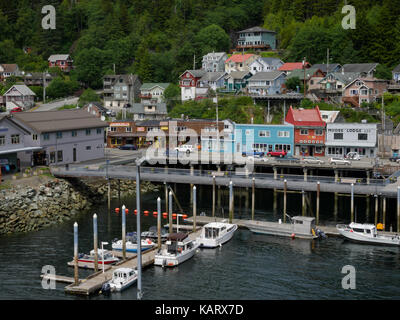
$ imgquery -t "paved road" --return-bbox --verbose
[31,96,79,112]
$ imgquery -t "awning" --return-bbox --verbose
[325,142,376,148]
[0,146,42,155]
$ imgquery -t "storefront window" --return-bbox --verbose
[57,150,63,162]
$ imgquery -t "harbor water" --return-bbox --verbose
[0,185,399,300]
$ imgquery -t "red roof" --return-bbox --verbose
[279,62,311,71]
[285,106,325,127]
[225,54,255,63]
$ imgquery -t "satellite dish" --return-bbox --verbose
[100,116,105,121]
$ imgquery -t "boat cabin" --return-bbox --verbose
[292,216,317,235]
[112,268,135,280]
[202,222,235,239]
[166,232,194,254]
[349,222,377,237]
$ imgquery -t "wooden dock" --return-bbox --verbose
[40,274,82,284]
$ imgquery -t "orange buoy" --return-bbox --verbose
[153,211,158,216]
[291,233,295,239]
[125,208,129,214]
[115,208,120,213]
[162,212,168,218]
[182,214,188,219]
[172,213,177,218]
[144,210,149,216]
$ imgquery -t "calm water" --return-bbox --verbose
[0,185,399,300]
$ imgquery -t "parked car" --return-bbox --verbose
[345,152,361,160]
[118,144,137,150]
[267,150,287,158]
[10,107,23,113]
[301,156,325,164]
[329,157,351,165]
[242,151,265,158]
[277,156,300,163]
[174,145,194,154]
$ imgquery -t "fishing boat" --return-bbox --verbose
[247,215,325,240]
[196,222,238,248]
[336,223,400,246]
[112,232,155,253]
[141,226,169,242]
[101,268,137,293]
[75,249,119,268]
[154,232,200,267]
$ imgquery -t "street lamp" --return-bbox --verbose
[101,241,108,273]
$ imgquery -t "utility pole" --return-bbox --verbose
[327,48,329,75]
[303,57,306,99]
[193,54,196,70]
[381,93,385,158]
[43,70,47,104]
[216,90,219,154]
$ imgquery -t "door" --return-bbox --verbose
[73,148,77,162]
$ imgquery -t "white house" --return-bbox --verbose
[248,57,284,75]
[202,52,228,72]
[139,83,170,104]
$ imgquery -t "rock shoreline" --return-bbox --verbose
[0,177,160,235]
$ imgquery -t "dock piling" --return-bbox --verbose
[212,176,216,218]
[398,187,400,233]
[157,197,161,249]
[351,183,354,222]
[136,164,142,300]
[375,194,378,226]
[73,222,78,286]
[382,196,386,231]
[193,186,197,232]
[164,182,168,213]
[169,191,173,234]
[122,204,126,260]
[316,182,320,225]
[302,190,306,216]
[229,181,233,224]
[283,179,287,223]
[93,214,98,272]
[251,177,255,221]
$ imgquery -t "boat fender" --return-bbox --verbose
[291,233,295,239]
[312,229,316,237]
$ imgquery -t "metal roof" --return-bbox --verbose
[237,26,276,34]
[248,71,285,81]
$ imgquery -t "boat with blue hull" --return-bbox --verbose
[112,232,155,253]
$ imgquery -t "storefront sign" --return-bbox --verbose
[137,127,145,132]
[0,159,9,165]
[111,122,130,127]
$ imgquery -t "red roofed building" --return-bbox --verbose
[279,62,311,75]
[225,54,258,73]
[285,106,326,156]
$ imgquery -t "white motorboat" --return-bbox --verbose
[337,222,400,246]
[112,232,155,253]
[154,232,200,267]
[196,222,238,248]
[103,268,137,293]
[76,249,119,267]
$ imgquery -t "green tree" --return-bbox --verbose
[78,88,101,107]
[194,24,231,56]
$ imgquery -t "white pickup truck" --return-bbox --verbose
[174,145,194,154]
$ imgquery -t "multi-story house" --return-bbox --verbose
[341,63,379,78]
[248,57,284,75]
[234,123,294,156]
[197,72,227,92]
[48,54,73,72]
[236,27,277,51]
[23,72,55,87]
[83,102,109,119]
[139,83,170,104]
[224,71,252,92]
[285,106,326,157]
[103,74,142,109]
[202,52,228,72]
[12,109,107,165]
[247,71,286,95]
[179,70,206,101]
[325,122,378,158]
[130,103,167,121]
[0,64,22,80]
[224,54,258,74]
[4,85,36,111]
[286,67,325,91]
[342,78,388,107]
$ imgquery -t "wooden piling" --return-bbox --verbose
[229,181,233,224]
[107,179,111,213]
[118,179,121,211]
[193,186,197,232]
[397,187,400,233]
[164,182,168,213]
[316,182,320,225]
[251,177,255,220]
[93,214,98,272]
[157,197,161,249]
[122,204,126,260]
[366,195,370,222]
[302,190,306,216]
[136,165,142,300]
[375,195,379,226]
[382,196,386,230]
[283,179,287,223]
[334,192,338,220]
[169,191,173,234]
[73,222,78,286]
[351,183,354,222]
[212,176,216,218]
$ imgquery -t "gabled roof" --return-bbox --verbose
[1,64,18,73]
[237,26,276,34]
[259,57,284,66]
[48,54,71,62]
[24,72,55,80]
[342,63,378,74]
[140,83,170,90]
[199,72,226,82]
[311,64,341,73]
[318,72,361,85]
[225,71,251,80]
[279,62,311,71]
[179,70,206,79]
[202,52,227,60]
[248,71,285,81]
[343,77,387,90]
[0,114,31,134]
[285,106,325,127]
[286,67,323,80]
[225,54,255,64]
[12,109,108,133]
[103,74,140,85]
[5,85,36,97]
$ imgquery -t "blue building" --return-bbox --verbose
[247,71,286,95]
[236,27,277,51]
[233,123,294,156]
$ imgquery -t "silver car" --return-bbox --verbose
[330,157,351,165]
[301,156,325,164]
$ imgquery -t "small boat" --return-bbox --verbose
[141,226,169,242]
[154,232,200,267]
[76,249,119,267]
[196,222,238,248]
[102,268,137,293]
[112,232,155,253]
[337,223,400,246]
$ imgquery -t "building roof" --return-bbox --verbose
[286,67,324,80]
[199,72,226,82]
[311,64,341,73]
[259,57,284,66]
[202,52,227,60]
[1,64,18,73]
[237,26,276,34]
[225,71,251,80]
[12,109,108,133]
[5,85,36,97]
[248,71,285,81]
[103,74,141,85]
[24,72,55,80]
[140,83,170,91]
[285,106,325,127]
[225,54,255,64]
[48,54,71,62]
[320,110,340,123]
[342,63,378,74]
[84,102,108,113]
[278,62,310,72]
[179,70,206,78]
[318,72,361,85]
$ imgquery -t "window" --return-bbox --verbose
[315,129,323,136]
[334,133,343,140]
[126,127,132,132]
[86,146,91,150]
[56,132,62,139]
[278,131,289,137]
[57,150,63,162]
[110,127,117,132]
[97,128,102,134]
[358,133,368,140]
[259,130,270,137]
[32,134,38,140]
[300,129,308,135]
[0,136,5,146]
[43,133,50,141]
[361,89,368,95]
[350,89,358,95]
[50,151,55,163]
[315,146,323,154]
[86,129,91,135]
[71,130,77,137]
[11,134,20,144]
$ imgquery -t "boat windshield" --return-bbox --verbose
[167,241,178,254]
[205,227,220,239]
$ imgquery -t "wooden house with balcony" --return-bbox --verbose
[236,27,277,51]
[179,70,206,101]
[139,83,170,104]
[48,54,73,72]
[103,74,141,109]
[342,78,388,107]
